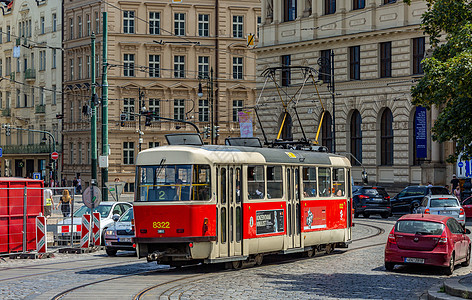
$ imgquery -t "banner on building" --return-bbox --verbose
[238,111,253,138]
[415,106,427,159]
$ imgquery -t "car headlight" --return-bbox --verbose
[106,230,116,236]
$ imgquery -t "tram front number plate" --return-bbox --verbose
[404,257,424,264]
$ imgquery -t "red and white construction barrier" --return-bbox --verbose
[36,216,47,253]
[92,212,101,246]
[80,214,91,248]
[57,224,82,234]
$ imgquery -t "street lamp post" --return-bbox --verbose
[197,68,214,144]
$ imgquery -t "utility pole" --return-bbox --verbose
[210,68,214,145]
[91,33,98,184]
[138,88,144,152]
[101,12,109,201]
[330,50,336,153]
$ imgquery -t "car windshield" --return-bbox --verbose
[406,187,426,196]
[430,187,449,195]
[73,205,112,218]
[119,208,133,222]
[430,198,459,208]
[395,220,444,235]
[362,188,388,197]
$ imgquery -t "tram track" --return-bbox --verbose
[48,222,389,300]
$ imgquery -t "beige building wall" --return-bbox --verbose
[0,0,62,182]
[256,0,453,188]
[63,0,260,192]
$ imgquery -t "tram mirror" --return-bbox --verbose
[362,171,368,185]
[165,133,203,146]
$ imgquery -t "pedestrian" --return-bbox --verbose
[77,177,82,194]
[451,174,460,193]
[114,178,120,182]
[445,185,450,194]
[43,184,54,218]
[427,182,433,188]
[73,177,78,194]
[62,176,67,187]
[454,185,461,202]
[57,189,72,217]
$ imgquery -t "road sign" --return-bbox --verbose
[33,172,41,180]
[105,182,126,201]
[0,147,2,157]
[51,152,59,160]
[83,186,102,208]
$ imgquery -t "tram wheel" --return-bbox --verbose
[232,260,242,269]
[306,248,315,258]
[325,244,333,254]
[254,254,263,266]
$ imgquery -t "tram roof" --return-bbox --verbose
[136,145,351,167]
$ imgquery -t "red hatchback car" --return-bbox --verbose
[385,214,471,275]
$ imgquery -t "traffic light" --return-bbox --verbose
[203,126,210,139]
[213,126,220,138]
[120,113,127,127]
[145,112,152,126]
[5,126,10,136]
[92,93,100,106]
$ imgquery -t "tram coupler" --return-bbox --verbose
[147,251,166,262]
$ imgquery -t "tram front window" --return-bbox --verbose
[136,164,211,202]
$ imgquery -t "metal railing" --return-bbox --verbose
[24,69,36,80]
[1,108,11,116]
[35,104,46,114]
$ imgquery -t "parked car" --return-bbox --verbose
[352,186,391,218]
[391,186,450,214]
[104,207,134,256]
[462,196,472,219]
[385,214,471,275]
[414,195,465,227]
[56,201,132,245]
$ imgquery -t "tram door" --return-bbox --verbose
[217,166,243,258]
[286,167,301,249]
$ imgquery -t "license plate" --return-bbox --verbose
[404,257,424,264]
[119,237,132,242]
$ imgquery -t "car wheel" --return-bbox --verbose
[354,213,359,218]
[444,254,455,275]
[381,213,389,219]
[410,203,420,214]
[106,248,117,256]
[385,262,395,271]
[463,247,471,267]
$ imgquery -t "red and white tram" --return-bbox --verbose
[133,136,353,267]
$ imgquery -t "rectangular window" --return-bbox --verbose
[198,56,209,78]
[149,141,160,148]
[174,55,185,78]
[70,59,74,80]
[318,167,331,197]
[174,13,185,36]
[350,46,360,80]
[7,26,11,42]
[123,142,135,165]
[383,0,396,3]
[257,16,261,37]
[198,99,209,122]
[28,126,33,145]
[86,56,90,78]
[267,166,283,199]
[325,0,336,15]
[283,0,297,22]
[319,49,331,83]
[333,168,345,197]
[69,18,74,40]
[413,37,425,75]
[380,42,392,78]
[0,59,2,77]
[302,167,317,197]
[233,15,243,38]
[123,11,135,34]
[353,0,365,10]
[149,98,160,118]
[16,89,20,108]
[174,99,185,120]
[31,88,34,107]
[40,87,44,105]
[95,12,100,34]
[52,49,57,69]
[124,98,136,121]
[78,142,82,164]
[149,12,160,35]
[248,165,265,199]
[232,57,243,79]
[78,16,82,38]
[232,100,243,122]
[149,55,160,78]
[78,57,82,79]
[87,142,90,164]
[69,143,74,164]
[52,85,56,105]
[6,91,10,109]
[0,92,3,109]
[281,55,291,86]
[86,14,91,36]
[198,14,209,37]
[124,54,135,77]
[40,16,45,34]
[0,27,2,44]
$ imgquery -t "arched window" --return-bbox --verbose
[280,112,293,141]
[350,110,362,165]
[381,108,393,165]
[322,112,332,152]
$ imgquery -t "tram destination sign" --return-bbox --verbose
[256,209,284,235]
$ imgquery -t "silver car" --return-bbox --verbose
[414,195,465,227]
[104,207,134,256]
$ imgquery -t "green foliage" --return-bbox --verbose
[406,0,472,162]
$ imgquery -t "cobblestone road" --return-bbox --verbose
[0,217,469,299]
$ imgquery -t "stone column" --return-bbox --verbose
[273,0,280,23]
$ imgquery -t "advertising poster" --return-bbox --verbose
[256,209,284,235]
[303,206,327,230]
[238,111,253,138]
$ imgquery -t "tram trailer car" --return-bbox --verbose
[133,144,353,267]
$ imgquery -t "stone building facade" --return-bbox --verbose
[255,0,452,188]
[63,0,260,192]
[0,0,62,183]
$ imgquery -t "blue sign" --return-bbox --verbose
[458,162,464,168]
[33,172,41,180]
[415,106,427,159]
[0,147,2,157]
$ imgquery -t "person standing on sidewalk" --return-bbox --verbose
[57,189,72,217]
[77,177,82,194]
[43,184,54,218]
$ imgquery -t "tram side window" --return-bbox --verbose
[267,166,283,199]
[193,165,211,201]
[318,167,331,197]
[302,167,317,197]
[248,165,265,199]
[333,168,345,197]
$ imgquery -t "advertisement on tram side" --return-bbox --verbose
[301,199,347,232]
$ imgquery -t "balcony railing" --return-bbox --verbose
[1,108,11,116]
[24,69,36,80]
[0,143,63,154]
[35,105,46,114]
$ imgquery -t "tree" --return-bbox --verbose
[405,0,472,162]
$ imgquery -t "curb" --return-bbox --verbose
[444,278,472,299]
[428,284,463,300]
